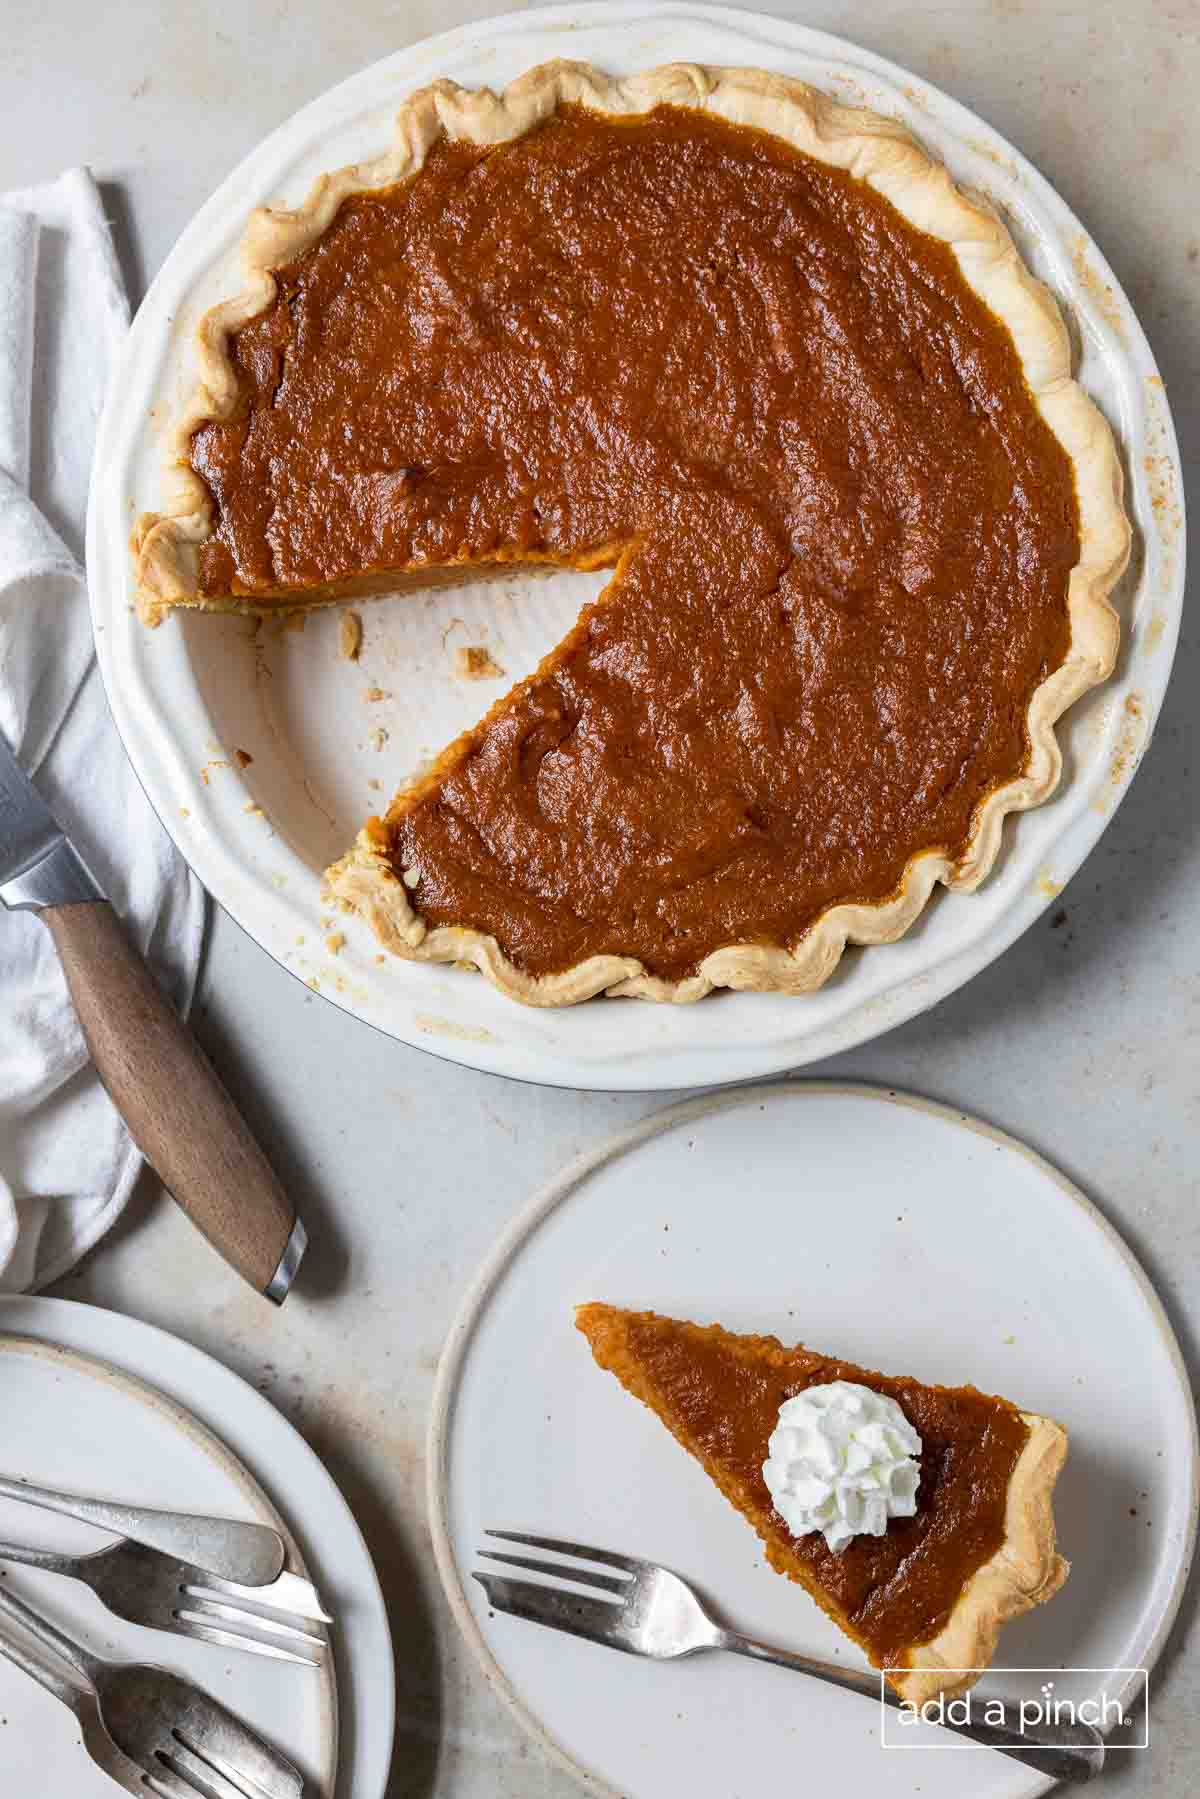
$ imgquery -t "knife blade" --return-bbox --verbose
[0,736,103,910]
[0,731,305,1302]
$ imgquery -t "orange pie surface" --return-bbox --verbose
[135,67,1128,1003]
[176,103,1079,985]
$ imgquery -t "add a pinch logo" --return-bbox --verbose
[880,1669,1149,1749]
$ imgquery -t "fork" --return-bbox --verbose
[475,1532,1106,1786]
[0,1535,330,1665]
[0,1575,303,1799]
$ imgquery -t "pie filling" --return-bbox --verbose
[576,1305,1030,1664]
[188,104,1079,984]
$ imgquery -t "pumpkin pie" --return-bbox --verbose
[576,1302,1069,1703]
[133,62,1129,1005]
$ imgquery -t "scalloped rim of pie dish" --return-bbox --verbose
[133,60,1131,1007]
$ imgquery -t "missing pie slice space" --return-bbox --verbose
[575,1302,1069,1703]
[133,62,1130,1006]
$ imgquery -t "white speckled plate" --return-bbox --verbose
[0,1297,394,1799]
[87,3,1185,1090]
[429,1084,1198,1799]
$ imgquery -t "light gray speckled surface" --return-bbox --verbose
[2,0,1194,1792]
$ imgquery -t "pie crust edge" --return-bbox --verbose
[133,60,1132,1007]
[575,1302,1069,1704]
[891,1410,1069,1704]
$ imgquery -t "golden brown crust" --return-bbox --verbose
[574,1301,1068,1702]
[135,61,1131,1005]
[893,1412,1068,1704]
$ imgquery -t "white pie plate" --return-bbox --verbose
[0,1296,395,1799]
[428,1084,1198,1799]
[87,2,1185,1091]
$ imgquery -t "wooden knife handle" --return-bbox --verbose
[43,900,301,1299]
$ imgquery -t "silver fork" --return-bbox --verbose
[475,1532,1106,1786]
[0,1576,303,1799]
[0,1535,330,1664]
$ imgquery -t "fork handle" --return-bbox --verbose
[0,1540,80,1574]
[0,1608,89,1715]
[0,1576,105,1688]
[713,1631,1104,1784]
[0,1475,284,1585]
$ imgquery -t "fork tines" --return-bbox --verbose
[146,1725,303,1799]
[478,1530,635,1594]
[473,1531,645,1651]
[484,1531,644,1572]
[177,1583,330,1667]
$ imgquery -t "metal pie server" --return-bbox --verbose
[0,732,305,1302]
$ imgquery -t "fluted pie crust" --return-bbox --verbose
[576,1303,1069,1705]
[133,61,1130,1007]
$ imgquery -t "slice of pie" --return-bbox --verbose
[576,1302,1068,1703]
[133,61,1129,1006]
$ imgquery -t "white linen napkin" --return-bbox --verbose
[0,170,204,1292]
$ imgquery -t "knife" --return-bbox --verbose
[0,732,305,1303]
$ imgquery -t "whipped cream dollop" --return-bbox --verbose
[762,1380,922,1553]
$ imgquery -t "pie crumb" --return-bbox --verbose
[233,748,253,768]
[364,685,390,703]
[367,777,382,791]
[455,644,505,680]
[369,727,389,751]
[244,801,264,816]
[339,611,363,661]
[325,931,346,955]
